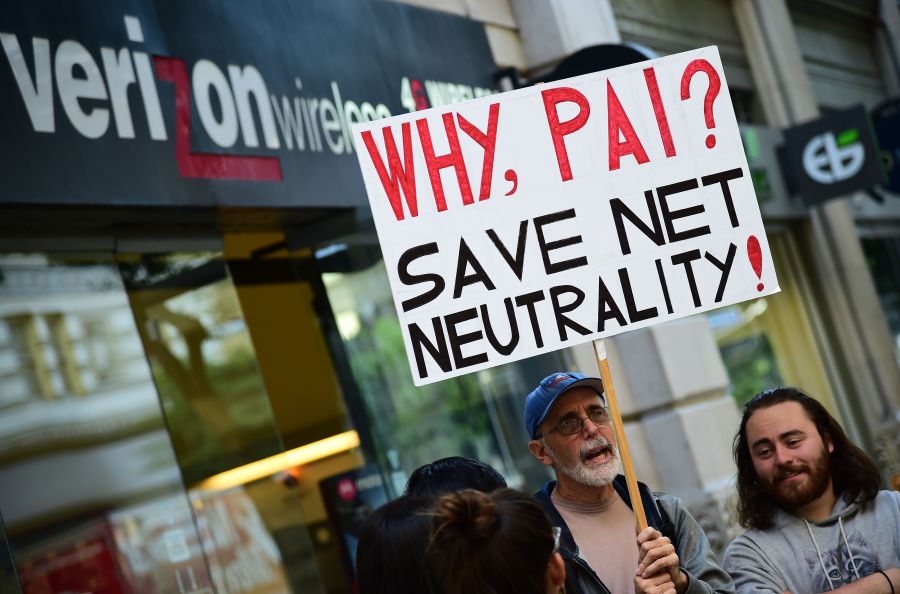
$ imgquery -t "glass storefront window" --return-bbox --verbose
[119,250,351,594]
[320,252,568,493]
[0,250,351,594]
[118,253,282,485]
[0,253,218,594]
[708,233,838,409]
[708,301,784,406]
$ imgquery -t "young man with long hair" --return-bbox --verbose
[725,386,900,594]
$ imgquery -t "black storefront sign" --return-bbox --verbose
[318,464,389,584]
[782,105,884,206]
[0,0,497,209]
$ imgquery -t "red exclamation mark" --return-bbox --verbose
[747,235,764,292]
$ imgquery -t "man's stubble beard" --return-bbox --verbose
[544,437,619,488]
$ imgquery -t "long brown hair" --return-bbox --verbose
[733,386,882,530]
[426,488,556,594]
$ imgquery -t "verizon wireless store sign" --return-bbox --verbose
[353,47,781,385]
[0,0,496,208]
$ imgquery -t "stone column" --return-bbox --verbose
[507,0,620,72]
[569,317,742,555]
[732,0,900,483]
[876,0,900,95]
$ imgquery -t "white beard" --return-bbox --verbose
[544,437,619,488]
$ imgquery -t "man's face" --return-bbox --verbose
[745,401,834,511]
[530,387,618,488]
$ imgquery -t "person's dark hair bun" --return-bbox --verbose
[425,488,557,594]
[432,489,498,543]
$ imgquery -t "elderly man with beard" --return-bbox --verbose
[525,372,734,594]
[725,386,900,594]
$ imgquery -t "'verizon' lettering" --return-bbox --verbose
[0,15,396,155]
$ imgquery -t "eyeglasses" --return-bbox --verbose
[551,526,561,553]
[540,408,610,438]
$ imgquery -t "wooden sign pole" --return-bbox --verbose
[592,339,647,531]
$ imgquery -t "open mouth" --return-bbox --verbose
[582,444,613,465]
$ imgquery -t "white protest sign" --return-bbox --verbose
[352,46,780,386]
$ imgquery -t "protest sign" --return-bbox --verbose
[352,46,780,386]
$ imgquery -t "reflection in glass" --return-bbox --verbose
[0,253,214,594]
[708,301,783,406]
[119,254,282,486]
[0,252,338,594]
[119,251,332,594]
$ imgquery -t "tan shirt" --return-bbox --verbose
[552,489,639,594]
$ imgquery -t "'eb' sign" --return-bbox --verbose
[783,105,884,205]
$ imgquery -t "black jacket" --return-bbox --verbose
[534,475,674,594]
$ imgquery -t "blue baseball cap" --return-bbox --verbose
[524,372,605,439]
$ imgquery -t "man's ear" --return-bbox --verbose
[824,432,834,454]
[546,551,566,591]
[528,439,554,466]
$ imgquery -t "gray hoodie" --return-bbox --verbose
[724,490,900,593]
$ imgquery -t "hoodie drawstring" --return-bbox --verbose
[804,517,862,590]
[838,516,862,580]
[805,520,836,591]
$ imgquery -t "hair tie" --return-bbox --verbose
[877,570,894,594]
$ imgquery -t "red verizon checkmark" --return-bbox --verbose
[153,56,283,181]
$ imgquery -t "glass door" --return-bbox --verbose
[0,252,219,594]
[118,249,340,594]
[0,247,354,594]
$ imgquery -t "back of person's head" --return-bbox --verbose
[734,386,882,529]
[357,495,435,594]
[405,456,507,496]
[426,488,565,594]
